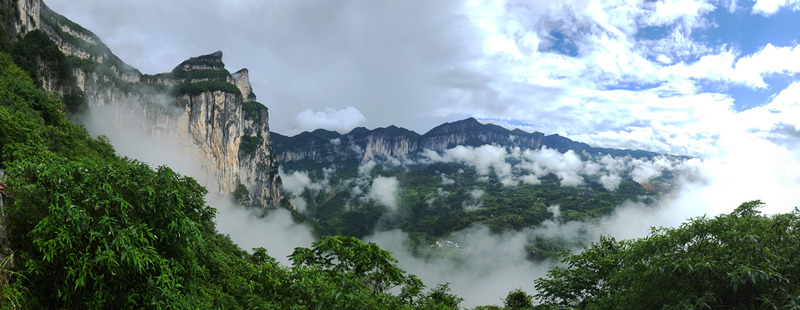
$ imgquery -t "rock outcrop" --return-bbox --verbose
[0,0,40,39]
[3,1,284,207]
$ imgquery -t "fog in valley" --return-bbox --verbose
[80,92,800,306]
[52,0,800,306]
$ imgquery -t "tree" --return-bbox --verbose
[534,201,800,309]
[0,46,462,309]
[505,289,533,310]
[287,236,463,309]
[6,155,212,308]
[290,236,424,300]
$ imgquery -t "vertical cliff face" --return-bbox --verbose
[234,69,283,206]
[273,117,665,164]
[4,3,285,207]
[0,0,40,39]
[359,127,419,161]
[178,90,242,194]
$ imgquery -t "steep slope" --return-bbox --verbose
[273,117,664,163]
[2,1,284,206]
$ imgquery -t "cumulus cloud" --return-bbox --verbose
[280,170,313,195]
[424,145,520,186]
[295,106,366,133]
[522,148,585,186]
[363,128,800,306]
[647,0,715,26]
[368,176,399,211]
[47,0,800,161]
[46,0,800,305]
[599,173,622,191]
[752,0,800,15]
[423,144,685,189]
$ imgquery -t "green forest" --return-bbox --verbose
[0,37,461,308]
[280,158,661,261]
[3,28,800,309]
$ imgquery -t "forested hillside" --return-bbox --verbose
[3,3,800,309]
[0,36,461,308]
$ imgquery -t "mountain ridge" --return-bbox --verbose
[273,117,667,163]
[3,1,285,207]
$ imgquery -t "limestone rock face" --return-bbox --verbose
[239,103,283,206]
[13,0,40,36]
[232,69,252,100]
[10,4,285,207]
[179,91,242,194]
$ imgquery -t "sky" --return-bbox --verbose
[45,0,800,157]
[50,1,800,305]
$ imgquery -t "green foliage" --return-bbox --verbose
[10,30,70,84]
[285,236,462,309]
[39,5,136,76]
[240,135,263,154]
[504,289,533,310]
[9,30,87,113]
[242,100,267,120]
[0,52,114,167]
[171,68,231,81]
[233,183,250,206]
[533,200,800,309]
[173,80,242,97]
[282,160,650,260]
[0,48,459,309]
[291,236,422,295]
[0,254,27,310]
[174,52,225,70]
[7,155,203,308]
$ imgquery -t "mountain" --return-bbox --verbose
[273,117,663,163]
[2,1,283,206]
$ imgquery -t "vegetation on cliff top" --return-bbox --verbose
[4,11,800,309]
[173,51,226,71]
[173,80,242,97]
[242,100,268,120]
[0,47,462,308]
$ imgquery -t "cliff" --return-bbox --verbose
[273,117,663,163]
[0,1,284,207]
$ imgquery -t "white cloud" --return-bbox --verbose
[656,54,672,64]
[280,170,313,195]
[599,173,622,191]
[752,0,800,15]
[441,174,455,185]
[522,148,585,186]
[648,0,715,26]
[426,145,518,186]
[52,0,800,306]
[368,176,399,211]
[295,106,366,133]
[731,44,800,88]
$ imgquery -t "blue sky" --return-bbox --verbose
[42,1,800,305]
[46,0,800,157]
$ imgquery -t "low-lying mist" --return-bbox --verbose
[82,100,315,264]
[277,132,800,307]
[81,95,800,307]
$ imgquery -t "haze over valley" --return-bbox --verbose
[2,0,800,308]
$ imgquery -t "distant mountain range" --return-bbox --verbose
[273,117,663,163]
